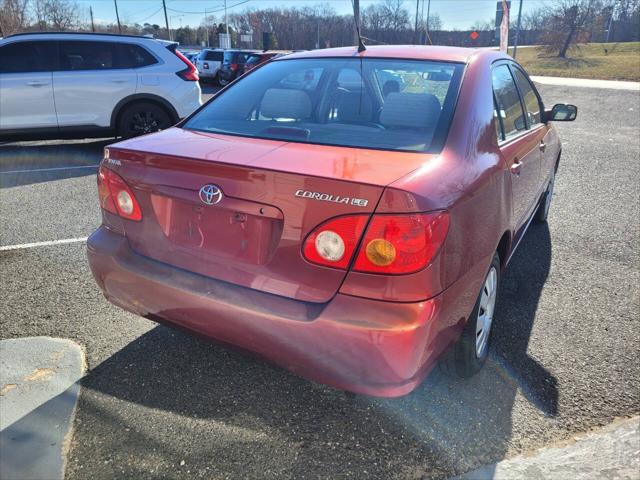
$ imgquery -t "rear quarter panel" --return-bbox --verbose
[342,52,513,305]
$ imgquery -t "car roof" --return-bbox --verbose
[2,31,169,44]
[280,45,503,64]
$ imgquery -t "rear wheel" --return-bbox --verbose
[441,253,500,378]
[535,169,555,223]
[217,72,230,86]
[117,102,172,139]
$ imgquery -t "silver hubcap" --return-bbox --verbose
[543,174,555,217]
[476,267,497,358]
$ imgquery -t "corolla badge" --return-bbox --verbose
[199,184,223,205]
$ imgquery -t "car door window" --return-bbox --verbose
[0,41,57,73]
[511,67,542,127]
[492,64,526,140]
[58,41,117,71]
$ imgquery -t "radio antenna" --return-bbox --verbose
[351,0,366,53]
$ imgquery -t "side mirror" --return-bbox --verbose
[545,103,578,122]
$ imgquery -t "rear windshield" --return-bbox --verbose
[204,50,223,61]
[183,57,464,152]
[224,51,252,63]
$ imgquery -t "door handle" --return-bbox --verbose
[510,160,523,176]
[110,79,128,83]
[26,81,48,87]
[539,141,547,152]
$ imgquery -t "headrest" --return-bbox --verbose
[260,88,312,120]
[380,92,441,130]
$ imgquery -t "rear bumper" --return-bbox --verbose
[87,227,467,397]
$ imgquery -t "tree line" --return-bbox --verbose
[1,0,639,58]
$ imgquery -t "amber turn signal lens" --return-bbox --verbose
[365,239,396,267]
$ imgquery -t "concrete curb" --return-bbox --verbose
[531,75,640,91]
[0,337,86,480]
[456,416,640,480]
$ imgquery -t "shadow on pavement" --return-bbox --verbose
[70,223,557,478]
[0,139,113,188]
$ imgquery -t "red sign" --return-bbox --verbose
[470,31,479,41]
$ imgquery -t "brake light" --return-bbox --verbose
[230,63,238,71]
[175,50,199,81]
[302,212,449,274]
[302,215,368,269]
[97,166,142,221]
[354,212,449,274]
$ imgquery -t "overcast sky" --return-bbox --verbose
[82,0,552,30]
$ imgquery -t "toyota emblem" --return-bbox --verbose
[199,184,223,205]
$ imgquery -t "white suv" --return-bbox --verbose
[0,32,202,140]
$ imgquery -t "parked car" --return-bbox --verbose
[240,51,291,76]
[215,49,257,85]
[194,48,224,82]
[87,45,576,397]
[182,51,199,64]
[0,32,202,140]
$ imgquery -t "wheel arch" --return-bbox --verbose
[496,230,512,270]
[110,94,179,130]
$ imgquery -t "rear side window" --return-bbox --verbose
[511,67,542,127]
[205,51,223,61]
[117,43,157,68]
[492,64,527,140]
[0,41,57,73]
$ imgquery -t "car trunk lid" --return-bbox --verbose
[105,127,434,303]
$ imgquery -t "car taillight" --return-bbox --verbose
[302,215,368,269]
[175,50,199,81]
[302,212,449,274]
[97,166,142,221]
[230,63,238,71]
[354,212,449,274]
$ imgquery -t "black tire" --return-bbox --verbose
[441,253,501,378]
[216,72,230,86]
[117,102,172,139]
[535,169,555,223]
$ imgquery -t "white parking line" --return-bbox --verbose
[0,237,88,252]
[0,165,98,175]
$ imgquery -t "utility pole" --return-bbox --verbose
[414,0,420,44]
[225,0,229,35]
[204,8,210,47]
[420,0,425,44]
[316,19,320,49]
[162,0,171,41]
[353,0,360,45]
[90,6,95,32]
[113,0,121,33]
[512,0,523,58]
[425,0,431,40]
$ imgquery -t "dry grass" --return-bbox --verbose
[512,42,640,81]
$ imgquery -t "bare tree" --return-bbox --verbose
[34,0,78,31]
[543,0,599,57]
[521,7,552,31]
[469,18,495,31]
[0,0,30,36]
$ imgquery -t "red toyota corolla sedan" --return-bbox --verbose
[87,46,577,397]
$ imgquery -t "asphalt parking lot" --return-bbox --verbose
[1,83,638,479]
